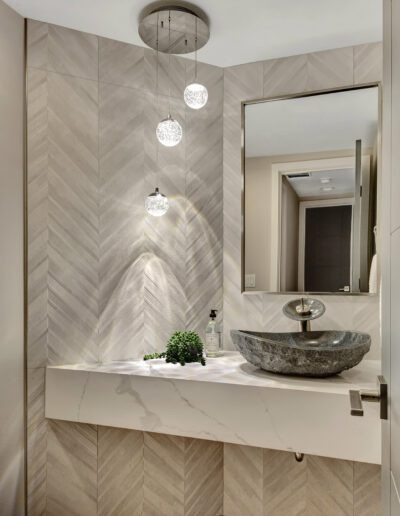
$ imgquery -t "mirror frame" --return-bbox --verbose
[241,82,382,295]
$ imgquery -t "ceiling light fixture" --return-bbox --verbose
[320,178,331,184]
[146,12,169,217]
[155,10,182,147]
[139,3,210,117]
[184,17,208,110]
[321,186,335,192]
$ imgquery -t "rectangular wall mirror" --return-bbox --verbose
[243,84,380,294]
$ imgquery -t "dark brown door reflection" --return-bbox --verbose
[304,204,352,292]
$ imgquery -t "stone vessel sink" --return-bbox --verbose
[231,330,371,377]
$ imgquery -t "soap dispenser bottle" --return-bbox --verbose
[205,309,221,357]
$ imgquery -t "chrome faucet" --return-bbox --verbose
[282,298,325,332]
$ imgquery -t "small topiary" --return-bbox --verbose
[165,331,205,366]
[143,331,205,366]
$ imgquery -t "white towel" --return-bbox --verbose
[369,254,378,294]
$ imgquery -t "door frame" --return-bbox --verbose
[298,198,354,291]
[270,155,370,292]
[382,0,396,513]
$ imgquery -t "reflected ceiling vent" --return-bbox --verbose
[287,172,310,179]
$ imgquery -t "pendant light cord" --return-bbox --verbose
[194,16,198,81]
[168,11,171,116]
[155,12,160,189]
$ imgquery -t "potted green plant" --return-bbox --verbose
[144,331,205,366]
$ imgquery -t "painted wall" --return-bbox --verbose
[0,2,25,514]
[224,43,383,361]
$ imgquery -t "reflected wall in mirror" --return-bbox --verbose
[243,85,379,294]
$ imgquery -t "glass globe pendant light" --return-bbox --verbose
[184,82,208,110]
[145,187,169,217]
[156,11,183,147]
[146,13,169,217]
[156,115,182,147]
[184,17,208,110]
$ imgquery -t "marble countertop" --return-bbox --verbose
[46,352,382,464]
[50,351,380,395]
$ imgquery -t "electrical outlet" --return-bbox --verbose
[245,274,256,288]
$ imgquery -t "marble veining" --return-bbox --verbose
[46,352,381,464]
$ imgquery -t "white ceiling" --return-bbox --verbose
[288,168,355,199]
[245,87,379,158]
[5,0,382,67]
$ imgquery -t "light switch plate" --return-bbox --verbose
[245,274,256,288]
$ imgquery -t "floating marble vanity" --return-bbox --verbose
[45,352,381,464]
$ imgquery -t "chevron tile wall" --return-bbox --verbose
[223,42,383,360]
[26,19,223,513]
[224,445,381,516]
[26,18,381,516]
[98,427,144,516]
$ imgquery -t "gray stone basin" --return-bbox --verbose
[231,330,371,377]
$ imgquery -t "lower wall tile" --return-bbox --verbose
[144,432,185,516]
[40,424,380,516]
[143,433,224,516]
[224,443,263,516]
[98,427,143,516]
[306,455,353,516]
[184,438,223,516]
[354,462,381,516]
[263,449,307,516]
[46,421,97,516]
[27,368,47,516]
[223,445,379,516]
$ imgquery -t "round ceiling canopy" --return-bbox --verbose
[138,4,210,54]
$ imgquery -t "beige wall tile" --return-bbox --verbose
[47,72,99,365]
[144,49,187,99]
[99,38,145,90]
[354,42,383,84]
[184,438,223,516]
[263,55,308,97]
[98,82,145,361]
[27,21,99,80]
[307,455,353,516]
[143,93,187,355]
[27,368,47,515]
[224,61,263,107]
[144,432,185,516]
[224,443,263,516]
[27,68,48,369]
[306,47,354,91]
[27,20,48,70]
[185,63,223,339]
[354,462,381,516]
[263,449,307,516]
[47,24,98,80]
[98,427,144,516]
[47,421,97,516]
